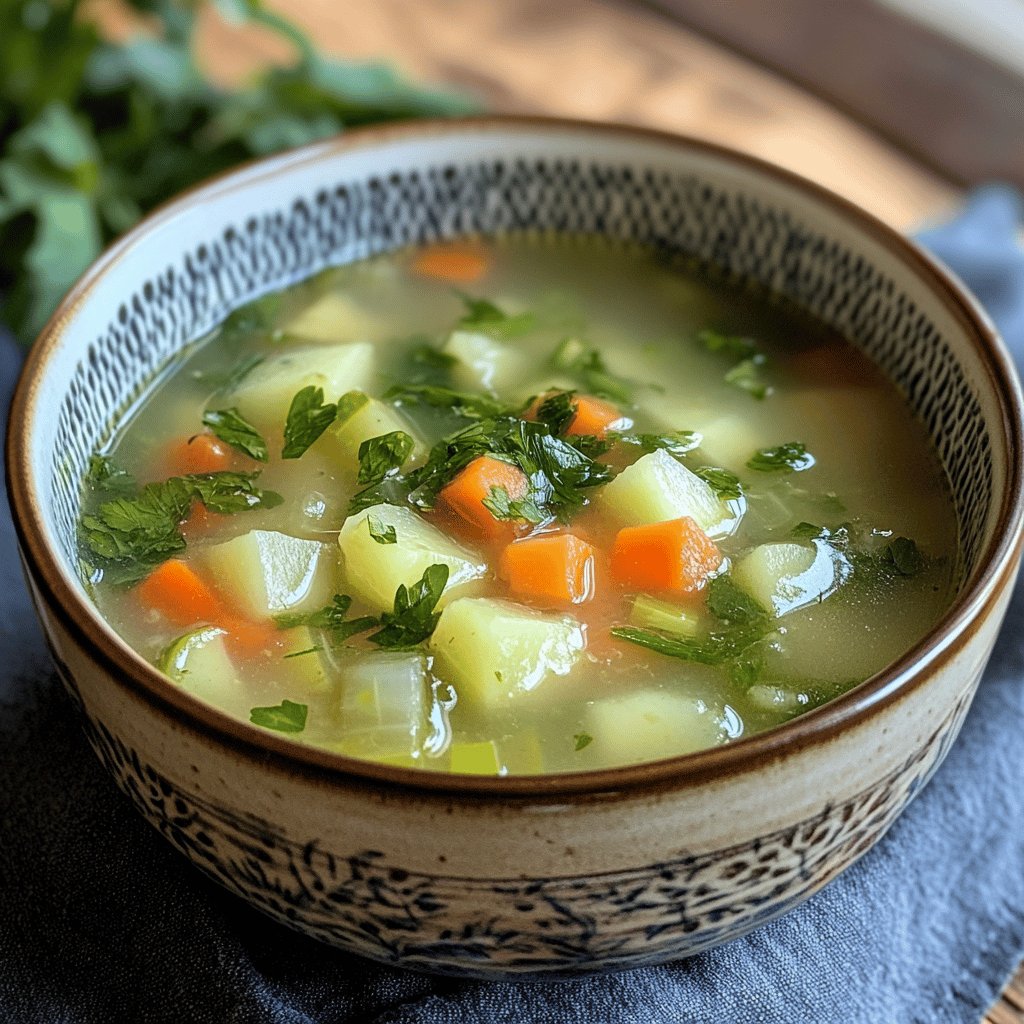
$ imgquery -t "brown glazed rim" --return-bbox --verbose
[7,116,1024,802]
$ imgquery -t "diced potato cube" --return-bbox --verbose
[732,541,836,617]
[337,652,429,756]
[430,597,585,714]
[629,594,701,636]
[228,342,374,431]
[598,450,726,534]
[449,740,503,775]
[201,530,337,620]
[278,626,332,695]
[287,292,376,343]
[584,689,732,764]
[697,413,765,472]
[442,330,529,394]
[158,626,238,706]
[338,504,487,614]
[328,393,425,471]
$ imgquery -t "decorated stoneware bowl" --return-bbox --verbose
[6,118,1023,978]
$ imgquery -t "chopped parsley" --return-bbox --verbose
[694,466,744,501]
[610,624,764,666]
[357,431,415,485]
[482,484,546,525]
[697,329,759,359]
[201,408,268,462]
[335,390,370,427]
[611,430,701,458]
[80,470,281,584]
[85,454,136,498]
[706,574,767,626]
[456,294,535,337]
[367,564,449,649]
[551,337,636,404]
[367,515,398,545]
[747,442,815,473]
[249,699,308,733]
[281,386,338,459]
[724,356,772,400]
[385,384,509,421]
[274,594,379,643]
[882,537,924,576]
[574,733,594,751]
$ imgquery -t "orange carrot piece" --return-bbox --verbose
[137,559,223,628]
[221,618,284,661]
[411,242,490,284]
[500,534,597,604]
[165,433,235,477]
[438,456,529,538]
[611,518,721,593]
[524,391,626,439]
[180,500,228,541]
[564,395,626,438]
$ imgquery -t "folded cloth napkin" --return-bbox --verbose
[1,188,1022,1024]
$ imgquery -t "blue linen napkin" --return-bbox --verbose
[1,188,1022,1024]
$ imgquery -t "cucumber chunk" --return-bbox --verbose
[584,689,735,764]
[629,594,701,636]
[732,541,837,617]
[277,626,332,694]
[158,626,238,705]
[227,342,374,431]
[442,330,529,394]
[597,449,727,534]
[335,652,430,760]
[429,597,585,714]
[338,504,487,614]
[328,393,425,471]
[201,530,337,620]
[287,292,377,343]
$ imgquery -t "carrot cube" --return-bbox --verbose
[165,433,235,477]
[500,534,597,604]
[411,242,490,284]
[565,395,627,438]
[137,559,223,627]
[438,456,530,538]
[221,618,284,660]
[611,517,721,593]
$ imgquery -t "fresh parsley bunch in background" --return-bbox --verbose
[0,0,475,345]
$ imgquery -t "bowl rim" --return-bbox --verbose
[7,114,1024,800]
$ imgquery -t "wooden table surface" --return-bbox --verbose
[100,0,1022,1017]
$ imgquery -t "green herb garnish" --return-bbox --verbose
[80,470,281,584]
[706,574,767,626]
[724,357,772,400]
[533,390,578,435]
[249,700,308,733]
[747,442,815,473]
[694,466,744,501]
[551,337,634,404]
[611,430,701,458]
[367,515,398,545]
[335,390,370,427]
[610,624,764,666]
[202,408,268,461]
[282,385,337,459]
[368,564,449,649]
[274,594,379,643]
[697,329,759,359]
[85,454,136,498]
[283,646,323,660]
[457,294,535,337]
[881,537,924,576]
[482,483,547,525]
[385,384,509,421]
[357,431,415,485]
[574,733,594,751]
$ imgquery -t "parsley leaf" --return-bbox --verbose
[250,699,308,733]
[611,430,701,457]
[533,390,578,435]
[881,537,924,576]
[357,431,415,485]
[694,466,744,501]
[610,624,764,665]
[368,564,449,649]
[80,470,281,584]
[202,408,268,461]
[482,484,547,525]
[574,733,593,752]
[335,390,370,426]
[367,515,398,544]
[282,385,337,459]
[551,337,635,404]
[697,328,759,359]
[385,384,509,421]
[274,593,379,642]
[85,454,136,498]
[457,294,535,337]
[747,443,815,473]
[724,356,772,400]
[706,574,767,625]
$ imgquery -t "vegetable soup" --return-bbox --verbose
[79,237,958,774]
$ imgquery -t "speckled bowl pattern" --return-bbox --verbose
[7,119,1023,978]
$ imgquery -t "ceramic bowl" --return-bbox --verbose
[7,118,1023,978]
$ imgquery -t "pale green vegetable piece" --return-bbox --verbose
[287,292,377,342]
[584,690,735,765]
[429,597,585,714]
[338,504,487,614]
[732,541,836,617]
[629,594,701,636]
[158,626,238,706]
[449,739,504,775]
[228,342,374,430]
[442,330,529,394]
[278,626,332,695]
[335,652,430,760]
[697,413,766,472]
[597,449,727,534]
[329,393,425,471]
[201,530,337,620]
